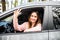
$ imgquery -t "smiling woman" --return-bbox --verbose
[13,7,44,32]
[13,10,41,32]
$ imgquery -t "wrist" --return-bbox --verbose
[13,15,18,18]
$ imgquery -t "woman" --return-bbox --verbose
[13,9,42,32]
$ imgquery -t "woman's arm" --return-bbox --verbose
[13,9,25,31]
[24,24,41,32]
[13,10,20,31]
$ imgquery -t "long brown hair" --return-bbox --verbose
[28,11,41,28]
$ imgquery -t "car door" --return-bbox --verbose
[47,1,60,40]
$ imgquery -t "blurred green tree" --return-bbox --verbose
[13,0,18,7]
[1,0,6,12]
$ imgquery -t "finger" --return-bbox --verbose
[14,10,18,14]
[19,9,22,11]
[18,9,22,12]
[14,10,17,13]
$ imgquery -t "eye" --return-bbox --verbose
[34,16,37,17]
[31,15,33,17]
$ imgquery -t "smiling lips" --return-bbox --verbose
[31,19,36,21]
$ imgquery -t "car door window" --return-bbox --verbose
[52,7,60,29]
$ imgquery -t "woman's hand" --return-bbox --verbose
[14,9,22,17]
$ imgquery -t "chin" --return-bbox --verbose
[30,20,36,23]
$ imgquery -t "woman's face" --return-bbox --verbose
[29,12,38,23]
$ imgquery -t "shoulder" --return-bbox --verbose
[23,22,28,24]
[35,23,41,27]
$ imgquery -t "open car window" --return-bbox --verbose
[0,6,47,33]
